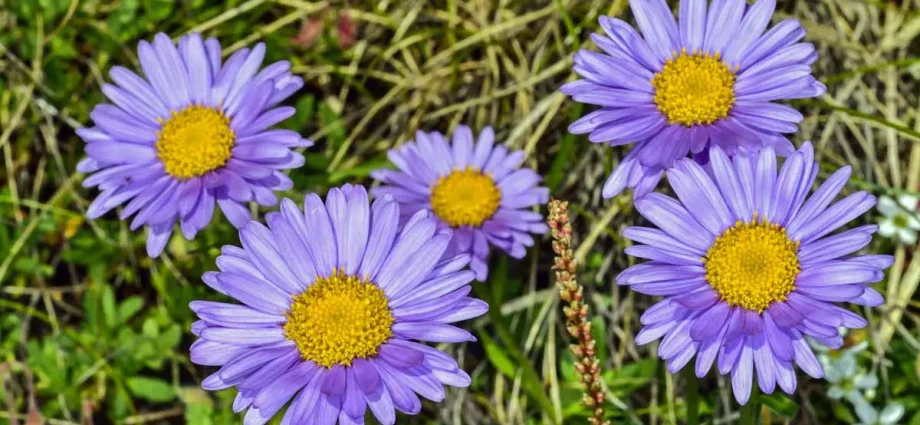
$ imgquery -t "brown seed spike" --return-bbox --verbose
[548,199,611,425]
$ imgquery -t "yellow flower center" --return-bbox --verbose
[430,167,502,227]
[284,270,394,368]
[703,216,800,313]
[155,105,235,179]
[652,49,736,126]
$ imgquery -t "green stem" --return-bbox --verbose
[683,367,700,425]
[739,385,761,425]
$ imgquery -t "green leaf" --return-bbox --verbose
[481,333,516,377]
[759,392,799,417]
[590,315,608,363]
[181,387,214,425]
[284,95,315,131]
[83,284,100,331]
[832,401,857,423]
[142,317,159,338]
[185,402,214,425]
[107,0,140,40]
[13,257,54,277]
[320,102,347,148]
[126,376,176,403]
[37,0,69,18]
[48,37,77,59]
[909,411,920,425]
[142,0,174,21]
[159,324,182,351]
[560,350,577,383]
[605,358,656,395]
[102,285,117,329]
[116,297,144,325]
[110,383,133,419]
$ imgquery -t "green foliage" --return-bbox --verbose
[126,377,174,403]
[760,392,800,418]
[16,283,184,420]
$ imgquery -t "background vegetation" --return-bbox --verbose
[2,0,920,424]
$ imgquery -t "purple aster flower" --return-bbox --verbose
[190,185,486,425]
[562,0,826,198]
[618,142,891,404]
[371,126,549,281]
[77,33,312,257]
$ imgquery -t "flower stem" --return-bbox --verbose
[683,367,700,425]
[739,385,761,425]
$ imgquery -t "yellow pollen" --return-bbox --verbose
[430,166,502,227]
[155,105,235,179]
[652,49,736,126]
[284,270,394,368]
[703,215,801,313]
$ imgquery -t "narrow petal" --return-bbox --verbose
[731,340,754,405]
